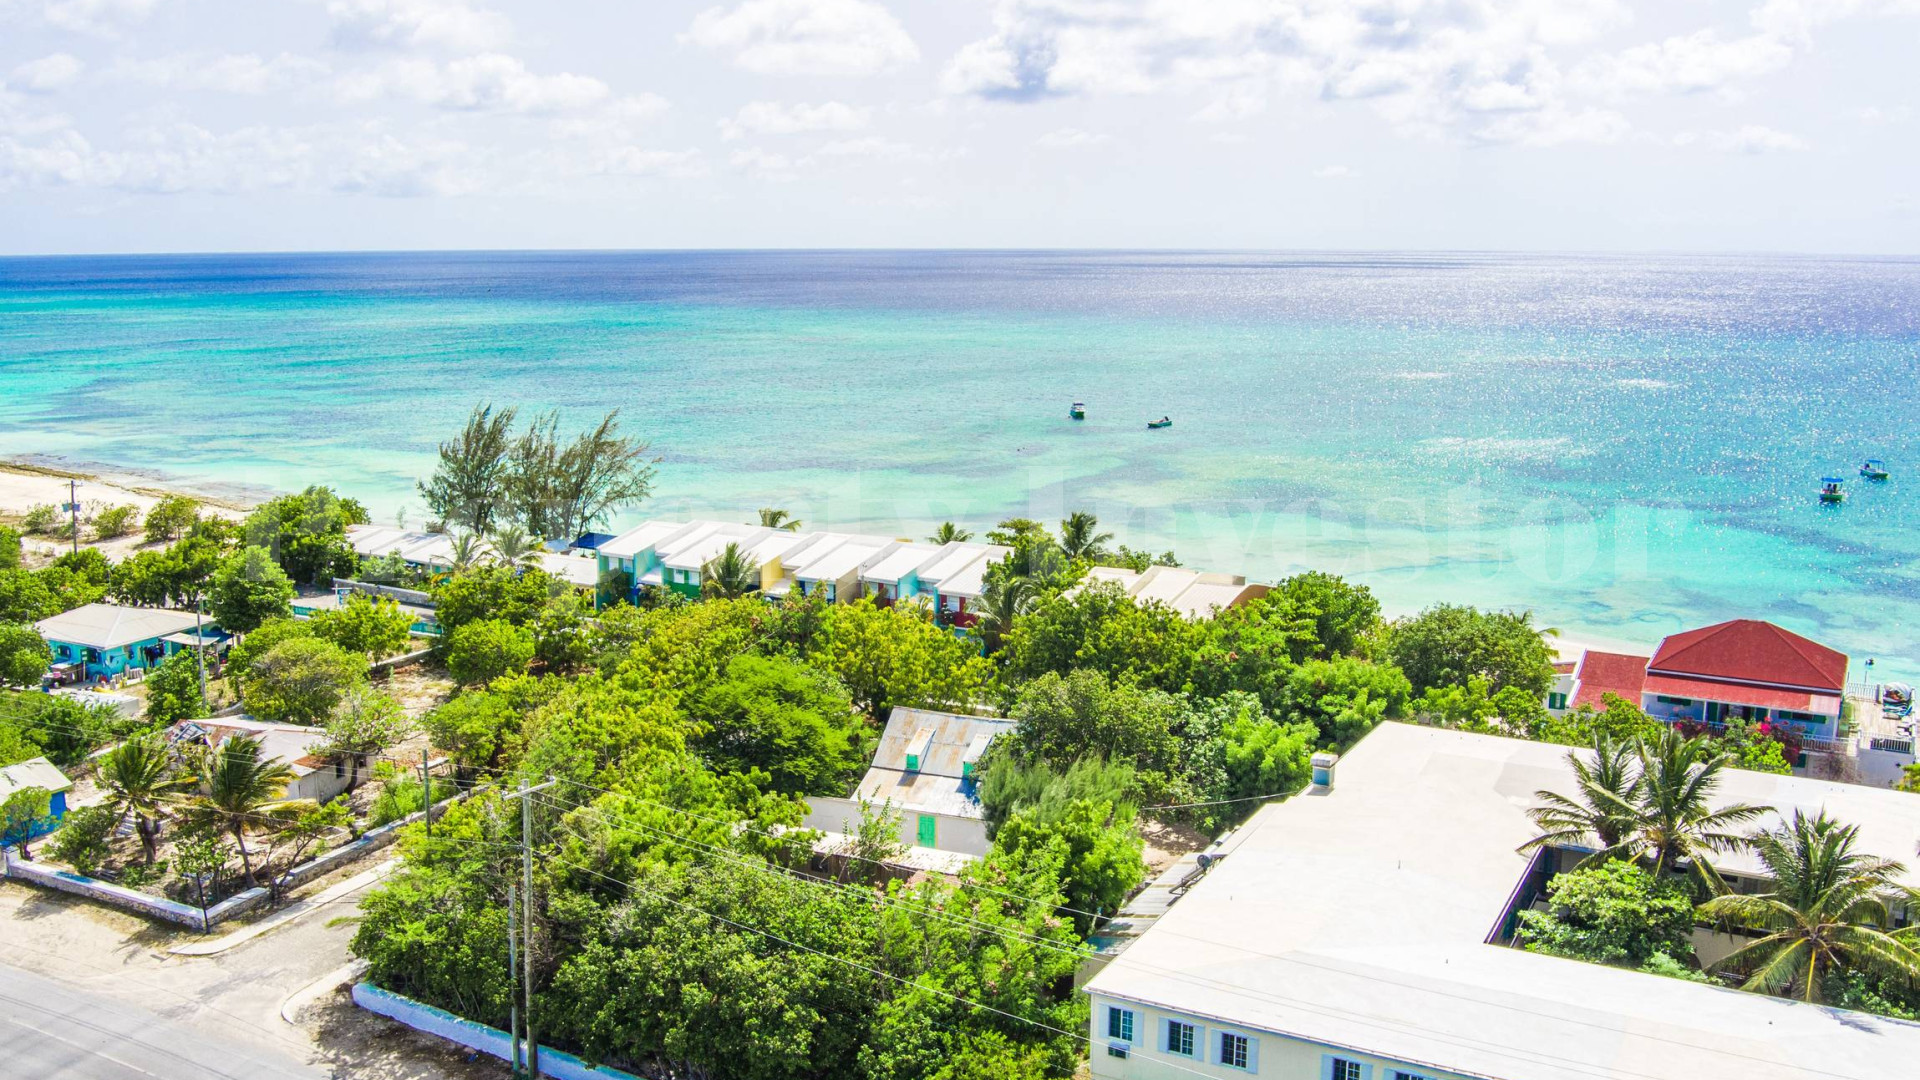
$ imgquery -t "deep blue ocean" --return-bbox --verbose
[2,250,1917,675]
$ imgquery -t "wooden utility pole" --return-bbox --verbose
[504,776,557,1078]
[66,479,80,555]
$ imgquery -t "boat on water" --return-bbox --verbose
[1861,459,1890,480]
[1070,402,1086,420]
[1820,477,1846,504]
[1147,416,1173,430]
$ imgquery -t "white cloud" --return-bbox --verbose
[1034,127,1107,148]
[729,145,800,179]
[326,0,513,53]
[1573,30,1793,99]
[40,0,157,35]
[1705,124,1809,153]
[684,0,919,76]
[1313,164,1357,179]
[1474,105,1630,147]
[338,54,613,114]
[9,53,84,93]
[720,99,870,140]
[115,53,330,95]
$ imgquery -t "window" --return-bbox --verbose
[1106,1007,1134,1042]
[1655,695,1692,706]
[1393,1071,1434,1080]
[1329,1058,1362,1080]
[1547,692,1568,710]
[1165,1019,1196,1057]
[1220,1032,1249,1069]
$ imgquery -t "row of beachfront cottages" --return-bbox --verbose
[593,519,1269,625]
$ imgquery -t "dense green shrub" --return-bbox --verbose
[444,618,534,686]
[1514,859,1699,969]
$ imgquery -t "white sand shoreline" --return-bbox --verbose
[1,458,259,566]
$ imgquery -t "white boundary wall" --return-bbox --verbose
[353,983,640,1080]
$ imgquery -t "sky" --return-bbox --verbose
[1,0,1916,254]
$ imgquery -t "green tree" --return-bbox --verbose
[309,593,415,658]
[700,541,762,599]
[109,534,227,608]
[822,600,990,719]
[48,803,116,876]
[243,636,366,724]
[188,735,302,888]
[1699,810,1920,1004]
[530,591,595,673]
[978,754,1136,837]
[687,655,867,797]
[486,528,545,568]
[1268,571,1381,659]
[992,797,1144,934]
[97,734,196,864]
[0,526,20,570]
[999,581,1204,695]
[504,408,657,539]
[1535,691,1664,748]
[143,494,201,544]
[1513,859,1699,968]
[142,648,208,725]
[432,564,556,633]
[756,507,802,531]
[322,685,412,790]
[1220,708,1318,802]
[972,574,1033,656]
[1387,603,1557,697]
[209,546,295,632]
[0,622,51,687]
[173,826,232,911]
[424,690,520,778]
[1720,716,1793,775]
[1057,511,1112,561]
[223,617,314,697]
[444,618,535,686]
[419,404,516,534]
[242,486,367,585]
[1009,669,1185,799]
[0,786,54,859]
[928,522,972,544]
[1279,657,1412,746]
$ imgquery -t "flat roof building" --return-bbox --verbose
[1085,722,1920,1080]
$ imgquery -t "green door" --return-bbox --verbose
[916,814,936,848]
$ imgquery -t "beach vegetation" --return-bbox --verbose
[445,617,535,686]
[209,545,296,632]
[1387,603,1557,697]
[242,636,366,724]
[506,408,659,540]
[1699,810,1920,1004]
[1057,511,1113,561]
[21,504,60,534]
[242,485,367,585]
[0,526,19,570]
[185,734,303,888]
[432,563,558,635]
[109,532,229,608]
[487,528,545,567]
[1101,545,1180,571]
[48,803,115,876]
[97,734,198,865]
[90,503,140,539]
[821,598,991,720]
[929,521,972,543]
[308,593,415,658]
[143,494,200,543]
[0,622,51,687]
[973,573,1034,655]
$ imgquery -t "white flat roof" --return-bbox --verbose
[1087,722,1920,1080]
[798,541,889,583]
[917,542,1009,584]
[933,552,998,599]
[662,525,768,570]
[861,543,943,584]
[34,603,203,650]
[742,532,810,564]
[596,520,697,560]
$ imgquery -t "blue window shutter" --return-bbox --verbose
[1244,1036,1260,1072]
[1321,1055,1338,1080]
[1159,1019,1171,1053]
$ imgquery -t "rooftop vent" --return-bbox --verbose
[1310,751,1339,790]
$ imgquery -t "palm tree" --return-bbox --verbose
[974,575,1033,654]
[1699,810,1920,1003]
[1518,733,1642,861]
[701,542,762,599]
[447,531,483,573]
[98,735,195,865]
[189,735,305,888]
[1626,728,1769,887]
[756,508,802,532]
[1058,511,1113,561]
[929,522,973,544]
[488,529,544,568]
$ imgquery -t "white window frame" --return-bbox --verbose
[1164,1018,1198,1057]
[1105,1006,1134,1043]
[1218,1031,1251,1070]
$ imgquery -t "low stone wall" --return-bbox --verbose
[353,982,640,1080]
[1,791,466,931]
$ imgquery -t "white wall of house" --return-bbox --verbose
[1087,994,1471,1080]
[803,796,991,858]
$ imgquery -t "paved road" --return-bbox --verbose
[0,962,330,1079]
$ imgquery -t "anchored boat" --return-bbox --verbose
[1147,416,1173,430]
[1861,459,1890,481]
[1070,402,1086,420]
[1820,477,1846,504]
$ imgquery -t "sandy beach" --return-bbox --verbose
[0,459,255,567]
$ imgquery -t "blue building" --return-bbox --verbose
[0,757,74,844]
[35,603,220,683]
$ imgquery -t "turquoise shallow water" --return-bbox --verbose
[2,250,1917,677]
